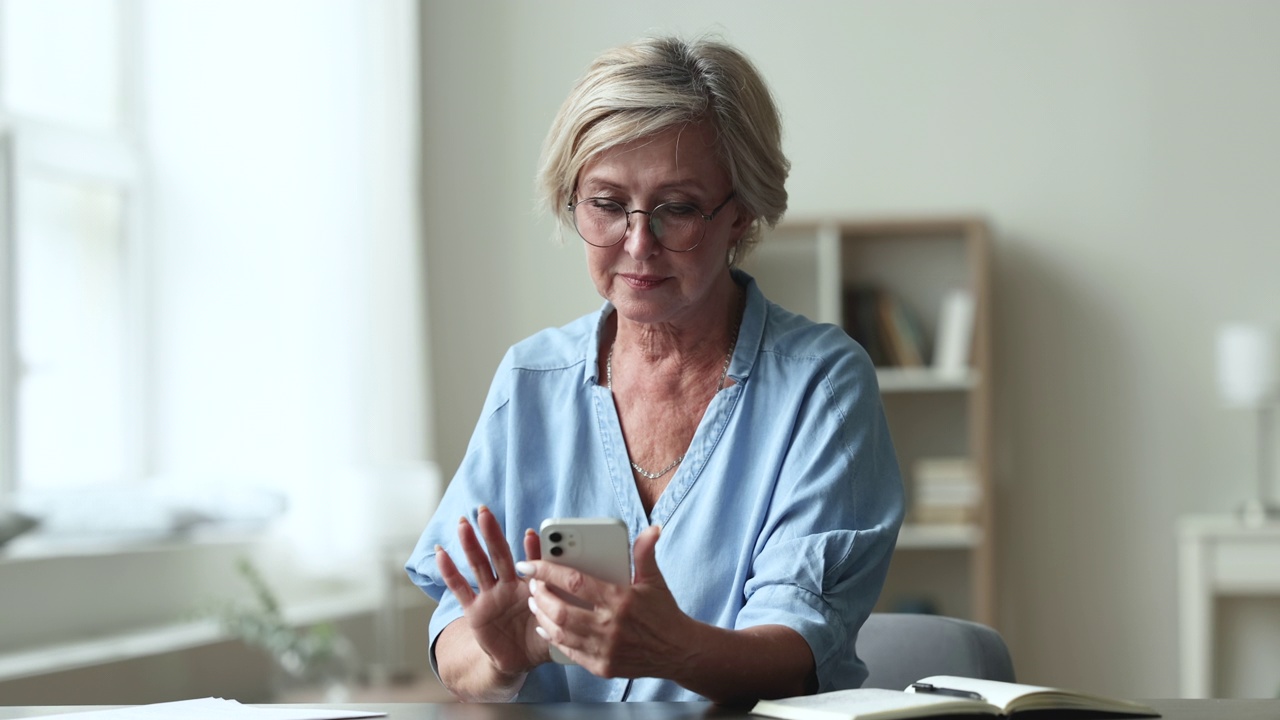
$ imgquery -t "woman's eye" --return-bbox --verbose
[660,203,699,216]
[585,198,624,213]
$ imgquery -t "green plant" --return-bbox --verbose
[207,558,357,687]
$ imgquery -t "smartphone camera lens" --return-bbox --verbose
[550,545,563,557]
[548,532,562,543]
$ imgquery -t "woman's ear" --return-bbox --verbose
[728,203,755,244]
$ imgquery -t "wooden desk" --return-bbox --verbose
[1,700,1276,720]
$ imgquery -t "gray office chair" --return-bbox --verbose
[856,613,1015,689]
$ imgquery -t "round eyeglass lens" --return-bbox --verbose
[650,203,704,251]
[573,199,626,247]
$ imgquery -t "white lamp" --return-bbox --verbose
[1216,324,1280,525]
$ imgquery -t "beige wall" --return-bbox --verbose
[420,1,1280,698]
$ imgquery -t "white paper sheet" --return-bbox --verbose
[23,698,386,720]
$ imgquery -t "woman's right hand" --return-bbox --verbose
[434,505,549,679]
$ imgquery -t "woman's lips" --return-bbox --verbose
[619,273,666,289]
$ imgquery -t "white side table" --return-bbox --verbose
[1178,515,1280,697]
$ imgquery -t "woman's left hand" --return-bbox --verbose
[519,524,693,679]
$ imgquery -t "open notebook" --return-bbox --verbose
[751,675,1160,720]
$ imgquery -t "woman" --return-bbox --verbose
[405,36,903,704]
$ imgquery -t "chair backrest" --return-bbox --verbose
[855,613,1015,690]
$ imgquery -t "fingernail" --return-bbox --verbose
[515,561,533,576]
[534,626,549,640]
[528,597,539,614]
[458,515,468,524]
[478,504,489,515]
[433,544,444,554]
[528,578,539,594]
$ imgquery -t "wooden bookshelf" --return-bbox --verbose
[745,217,996,627]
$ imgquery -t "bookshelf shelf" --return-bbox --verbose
[876,368,978,393]
[895,523,981,549]
[746,216,995,627]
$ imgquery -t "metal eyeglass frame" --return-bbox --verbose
[567,191,736,252]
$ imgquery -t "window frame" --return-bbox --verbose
[0,0,149,498]
[1,127,14,499]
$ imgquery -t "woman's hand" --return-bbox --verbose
[519,524,696,679]
[435,505,550,681]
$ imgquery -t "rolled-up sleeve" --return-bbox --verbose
[737,524,899,689]
[734,340,904,691]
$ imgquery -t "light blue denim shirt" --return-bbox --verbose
[405,270,904,701]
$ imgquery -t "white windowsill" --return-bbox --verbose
[0,585,382,683]
[0,526,400,684]
[0,527,265,566]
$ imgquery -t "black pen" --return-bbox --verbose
[910,683,986,701]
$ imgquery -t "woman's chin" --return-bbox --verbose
[612,302,671,326]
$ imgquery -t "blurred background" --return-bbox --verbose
[1,0,1279,705]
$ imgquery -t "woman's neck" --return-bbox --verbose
[613,280,743,366]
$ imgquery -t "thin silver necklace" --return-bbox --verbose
[607,302,741,481]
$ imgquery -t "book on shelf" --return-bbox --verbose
[876,289,924,367]
[843,285,925,368]
[933,289,975,375]
[913,504,978,525]
[843,285,887,366]
[911,457,979,525]
[913,457,975,488]
[750,675,1160,720]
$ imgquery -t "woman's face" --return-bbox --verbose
[575,121,751,330]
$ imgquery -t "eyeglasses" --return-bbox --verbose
[567,191,736,252]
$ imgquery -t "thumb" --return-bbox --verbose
[632,524,665,586]
[523,528,541,561]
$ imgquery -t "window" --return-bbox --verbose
[0,0,145,496]
[2,0,428,546]
[0,2,431,683]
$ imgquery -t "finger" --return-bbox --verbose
[434,545,476,608]
[476,505,517,582]
[521,560,610,607]
[456,514,497,590]
[527,566,615,668]
[523,528,541,562]
[531,624,574,664]
[632,524,665,586]
[527,588,583,658]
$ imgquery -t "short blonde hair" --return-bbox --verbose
[537,36,789,260]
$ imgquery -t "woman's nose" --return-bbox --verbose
[623,213,660,259]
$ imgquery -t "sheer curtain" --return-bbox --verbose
[142,0,435,577]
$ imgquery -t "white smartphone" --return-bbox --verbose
[537,517,631,665]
